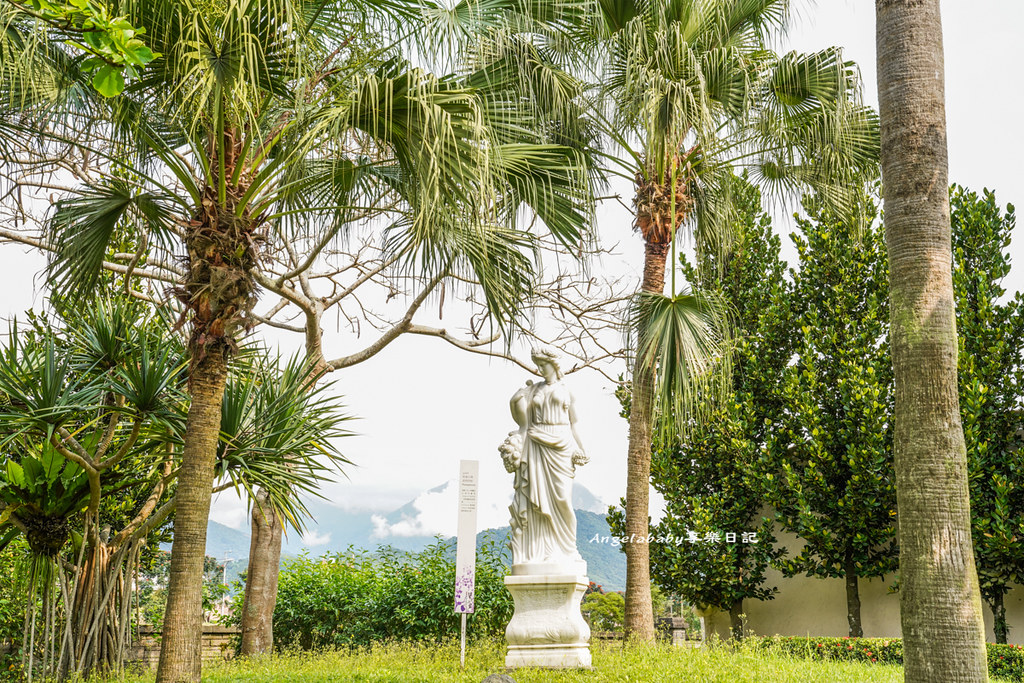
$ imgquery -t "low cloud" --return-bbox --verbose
[301,530,332,546]
[371,481,457,538]
[370,470,518,540]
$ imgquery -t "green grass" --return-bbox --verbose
[121,640,906,682]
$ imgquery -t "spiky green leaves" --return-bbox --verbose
[0,301,186,434]
[0,300,187,557]
[216,354,352,533]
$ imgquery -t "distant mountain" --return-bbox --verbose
[467,510,625,590]
[204,483,626,590]
[575,510,625,590]
[280,500,381,554]
[573,486,607,515]
[205,521,251,561]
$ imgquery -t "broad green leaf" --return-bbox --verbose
[39,442,64,483]
[92,65,125,97]
[5,461,25,489]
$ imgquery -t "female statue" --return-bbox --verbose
[500,347,588,572]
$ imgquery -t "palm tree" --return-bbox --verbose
[18,0,596,677]
[875,1,987,679]
[436,0,878,639]
[570,0,878,639]
[217,353,354,655]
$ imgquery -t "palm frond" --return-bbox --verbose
[627,290,731,439]
[46,178,180,301]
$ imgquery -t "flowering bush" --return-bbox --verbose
[758,636,1024,680]
[989,643,1024,681]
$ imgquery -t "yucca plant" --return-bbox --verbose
[0,299,354,680]
[216,352,352,653]
[0,303,186,681]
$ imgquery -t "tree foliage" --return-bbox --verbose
[0,299,351,678]
[237,541,513,649]
[645,182,1024,641]
[762,192,897,638]
[582,591,625,632]
[951,185,1024,644]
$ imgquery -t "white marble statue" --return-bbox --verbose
[500,347,592,669]
[500,347,588,573]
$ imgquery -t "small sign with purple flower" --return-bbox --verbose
[454,460,478,614]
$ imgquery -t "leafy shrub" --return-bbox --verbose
[758,636,1024,681]
[0,540,28,682]
[232,540,512,650]
[989,643,1024,681]
[582,592,624,631]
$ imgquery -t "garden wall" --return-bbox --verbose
[127,625,238,668]
[702,524,1024,643]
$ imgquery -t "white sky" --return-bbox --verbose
[2,0,1022,537]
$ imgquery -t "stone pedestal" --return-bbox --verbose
[504,573,591,669]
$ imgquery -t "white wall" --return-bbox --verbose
[702,524,1024,643]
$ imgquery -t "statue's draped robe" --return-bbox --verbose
[510,380,582,568]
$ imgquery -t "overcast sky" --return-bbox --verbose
[2,1,1022,540]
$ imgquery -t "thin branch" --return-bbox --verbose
[326,273,443,369]
[52,428,97,472]
[405,324,536,374]
[0,228,180,283]
[114,451,173,547]
[96,419,142,470]
[324,252,402,307]
[93,395,126,461]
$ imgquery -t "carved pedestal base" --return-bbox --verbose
[504,574,591,669]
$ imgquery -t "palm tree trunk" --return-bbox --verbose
[623,240,669,642]
[239,326,327,655]
[156,352,230,683]
[876,1,988,680]
[239,489,282,655]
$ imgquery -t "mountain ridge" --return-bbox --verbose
[205,484,626,590]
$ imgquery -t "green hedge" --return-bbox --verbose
[229,540,513,650]
[759,636,1024,681]
[0,541,28,682]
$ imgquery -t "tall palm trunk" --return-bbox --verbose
[623,239,669,641]
[239,489,283,655]
[876,1,987,680]
[156,352,230,683]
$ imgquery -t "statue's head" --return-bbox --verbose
[530,346,563,379]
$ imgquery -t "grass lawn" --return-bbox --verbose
[123,640,907,682]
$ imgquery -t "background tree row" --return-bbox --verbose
[643,181,1023,643]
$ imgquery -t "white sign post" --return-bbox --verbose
[454,459,478,668]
